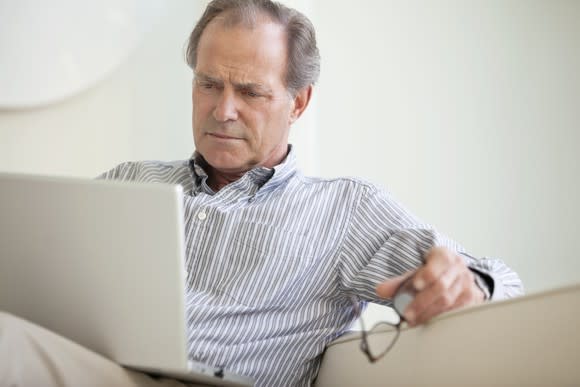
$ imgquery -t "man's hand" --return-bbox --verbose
[376,246,485,326]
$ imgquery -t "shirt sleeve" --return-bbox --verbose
[336,183,524,304]
[96,162,140,181]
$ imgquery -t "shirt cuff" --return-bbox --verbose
[468,267,494,300]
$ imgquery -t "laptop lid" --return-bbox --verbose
[0,173,253,386]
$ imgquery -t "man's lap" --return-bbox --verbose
[0,312,203,387]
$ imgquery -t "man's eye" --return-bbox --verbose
[196,79,217,90]
[243,90,261,98]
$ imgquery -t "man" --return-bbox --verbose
[0,0,523,386]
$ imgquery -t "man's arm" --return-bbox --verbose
[96,161,139,181]
[336,183,524,324]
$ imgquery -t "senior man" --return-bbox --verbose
[0,0,523,386]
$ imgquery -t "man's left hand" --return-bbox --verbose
[376,246,485,326]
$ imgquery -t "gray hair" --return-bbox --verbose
[185,0,320,96]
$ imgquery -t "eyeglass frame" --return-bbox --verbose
[350,296,403,363]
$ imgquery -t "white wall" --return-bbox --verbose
[0,1,199,177]
[314,0,580,294]
[1,1,578,299]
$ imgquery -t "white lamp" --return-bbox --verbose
[0,0,165,109]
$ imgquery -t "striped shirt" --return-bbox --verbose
[99,146,524,386]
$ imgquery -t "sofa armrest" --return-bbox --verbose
[316,283,580,386]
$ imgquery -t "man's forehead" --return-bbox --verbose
[203,12,286,42]
[195,15,288,89]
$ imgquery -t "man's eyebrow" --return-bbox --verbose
[194,72,272,94]
[234,81,271,93]
[194,72,222,85]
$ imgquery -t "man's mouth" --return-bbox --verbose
[208,132,242,140]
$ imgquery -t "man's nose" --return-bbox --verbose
[213,88,239,122]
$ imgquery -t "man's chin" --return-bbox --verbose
[203,154,252,174]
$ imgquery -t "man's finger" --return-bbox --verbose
[403,264,460,325]
[407,263,459,312]
[376,271,415,299]
[412,271,463,325]
[413,247,459,291]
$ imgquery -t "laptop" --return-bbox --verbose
[0,173,254,386]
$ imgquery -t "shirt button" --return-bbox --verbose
[197,211,207,221]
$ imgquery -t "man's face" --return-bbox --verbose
[192,17,298,174]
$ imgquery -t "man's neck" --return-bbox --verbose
[206,167,247,192]
[202,145,290,192]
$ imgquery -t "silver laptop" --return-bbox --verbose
[0,173,254,386]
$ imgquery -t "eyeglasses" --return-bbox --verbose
[350,296,402,363]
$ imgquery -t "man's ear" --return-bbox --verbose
[289,85,313,124]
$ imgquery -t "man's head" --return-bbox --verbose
[187,0,320,98]
[186,0,320,178]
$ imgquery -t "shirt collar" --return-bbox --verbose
[188,145,298,195]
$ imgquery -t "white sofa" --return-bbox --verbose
[315,283,580,386]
